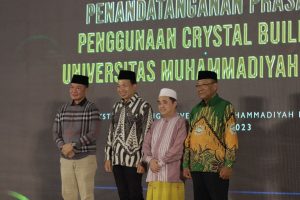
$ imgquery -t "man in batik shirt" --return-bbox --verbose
[104,70,153,200]
[183,71,238,200]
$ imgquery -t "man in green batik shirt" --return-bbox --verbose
[183,71,238,200]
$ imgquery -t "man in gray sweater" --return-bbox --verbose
[53,74,100,200]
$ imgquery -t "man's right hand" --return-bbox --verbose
[104,160,112,172]
[61,143,73,156]
[183,168,192,179]
[149,159,161,173]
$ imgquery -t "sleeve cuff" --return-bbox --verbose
[145,156,153,163]
[158,160,165,167]
[57,141,64,150]
[73,142,81,149]
[182,162,189,169]
[105,148,111,161]
[224,160,234,168]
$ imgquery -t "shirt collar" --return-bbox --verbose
[121,93,139,104]
[200,94,219,106]
[71,98,87,106]
[162,113,178,122]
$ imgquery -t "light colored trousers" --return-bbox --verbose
[60,155,97,200]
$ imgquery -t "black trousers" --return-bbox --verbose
[113,165,144,200]
[191,172,229,200]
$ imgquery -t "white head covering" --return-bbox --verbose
[159,88,177,100]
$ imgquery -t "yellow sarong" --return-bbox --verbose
[146,181,184,200]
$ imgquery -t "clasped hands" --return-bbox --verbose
[149,159,161,173]
[61,143,75,158]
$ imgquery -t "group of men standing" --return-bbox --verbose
[53,70,238,200]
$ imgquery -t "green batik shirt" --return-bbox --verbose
[182,94,238,172]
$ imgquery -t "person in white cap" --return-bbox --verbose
[142,88,187,200]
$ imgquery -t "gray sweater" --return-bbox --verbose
[53,98,101,159]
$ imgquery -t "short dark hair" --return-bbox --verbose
[169,97,176,103]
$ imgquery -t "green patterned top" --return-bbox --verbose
[182,94,238,172]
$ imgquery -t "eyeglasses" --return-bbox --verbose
[195,82,216,88]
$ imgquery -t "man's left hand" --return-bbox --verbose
[67,151,75,158]
[137,163,145,174]
[219,167,233,180]
[61,143,73,156]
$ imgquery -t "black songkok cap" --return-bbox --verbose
[71,75,89,87]
[118,70,137,84]
[197,71,218,81]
